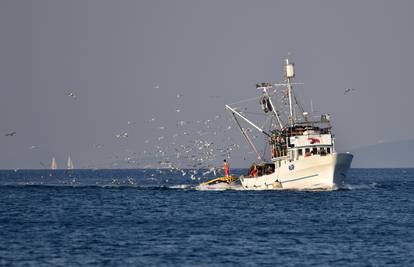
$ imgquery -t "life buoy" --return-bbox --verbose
[308,137,320,144]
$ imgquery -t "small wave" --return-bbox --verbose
[1,183,204,191]
[340,182,378,191]
[2,182,379,192]
[168,184,193,189]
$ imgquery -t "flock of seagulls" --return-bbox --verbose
[3,86,357,177]
[137,113,243,170]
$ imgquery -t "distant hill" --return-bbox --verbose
[349,139,414,168]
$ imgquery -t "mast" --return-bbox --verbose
[285,58,296,126]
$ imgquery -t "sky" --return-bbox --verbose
[1,0,414,169]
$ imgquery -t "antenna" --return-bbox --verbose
[285,58,295,126]
[310,99,314,113]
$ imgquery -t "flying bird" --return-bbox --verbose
[115,132,128,138]
[66,91,77,99]
[92,144,103,149]
[4,131,16,137]
[344,88,356,95]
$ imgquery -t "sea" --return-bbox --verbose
[0,168,413,266]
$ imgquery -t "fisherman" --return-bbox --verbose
[271,144,277,158]
[249,164,258,177]
[223,159,229,177]
[265,164,274,175]
[275,135,282,157]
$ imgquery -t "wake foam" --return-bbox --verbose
[195,183,244,191]
[340,182,378,191]
[168,184,193,189]
[2,181,379,192]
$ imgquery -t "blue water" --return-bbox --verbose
[1,169,413,266]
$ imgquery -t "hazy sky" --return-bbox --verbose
[1,0,414,169]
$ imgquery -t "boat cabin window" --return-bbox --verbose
[305,148,311,156]
[298,149,303,156]
[312,147,317,155]
[327,147,331,154]
[265,164,275,175]
[248,163,275,177]
[320,147,327,156]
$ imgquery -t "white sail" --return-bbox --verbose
[67,155,74,170]
[51,157,58,170]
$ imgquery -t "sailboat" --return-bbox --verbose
[226,57,353,190]
[51,157,58,170]
[67,155,74,170]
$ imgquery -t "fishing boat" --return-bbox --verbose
[196,175,238,190]
[50,157,58,170]
[225,57,353,190]
[199,175,237,186]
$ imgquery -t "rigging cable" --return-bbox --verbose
[227,95,262,106]
[230,112,263,162]
[261,116,273,161]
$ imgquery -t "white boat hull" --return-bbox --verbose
[240,153,353,190]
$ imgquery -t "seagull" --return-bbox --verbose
[66,92,77,99]
[176,93,183,98]
[115,132,128,138]
[93,144,103,149]
[29,145,38,150]
[4,131,16,137]
[344,88,356,95]
[153,85,160,89]
[177,121,186,126]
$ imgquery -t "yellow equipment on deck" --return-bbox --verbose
[199,175,237,186]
